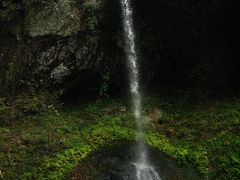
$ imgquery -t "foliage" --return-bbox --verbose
[85,16,98,32]
[99,71,111,98]
[83,5,99,33]
[0,93,58,124]
[145,95,240,179]
[145,133,208,174]
[208,133,240,179]
[1,97,239,179]
[33,118,135,179]
[0,98,18,123]
[35,118,208,179]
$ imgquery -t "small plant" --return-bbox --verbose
[85,16,98,32]
[84,5,98,33]
[0,93,58,124]
[99,71,111,98]
[0,98,18,124]
[158,111,174,124]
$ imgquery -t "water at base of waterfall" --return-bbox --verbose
[70,142,204,180]
[120,0,161,179]
[133,163,162,180]
[132,150,161,180]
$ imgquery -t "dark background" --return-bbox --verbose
[0,0,239,99]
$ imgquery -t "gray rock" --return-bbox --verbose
[50,63,70,84]
[0,0,121,96]
[26,0,81,37]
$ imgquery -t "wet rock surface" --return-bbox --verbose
[69,142,205,180]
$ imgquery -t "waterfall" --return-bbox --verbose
[120,0,161,179]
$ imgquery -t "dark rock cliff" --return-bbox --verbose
[0,0,238,97]
[0,0,122,97]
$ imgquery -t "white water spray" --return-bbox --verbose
[120,0,161,179]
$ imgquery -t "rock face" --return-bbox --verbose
[0,0,122,96]
[0,0,238,97]
[26,0,81,37]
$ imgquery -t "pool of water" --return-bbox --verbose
[68,142,206,180]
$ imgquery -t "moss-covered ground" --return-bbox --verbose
[0,95,239,179]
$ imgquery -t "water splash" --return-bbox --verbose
[134,163,162,180]
[120,0,161,179]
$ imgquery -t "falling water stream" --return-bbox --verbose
[120,0,161,179]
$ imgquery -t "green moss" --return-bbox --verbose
[208,133,240,179]
[145,133,208,174]
[144,95,240,179]
[34,121,135,179]
[1,97,239,179]
[33,116,208,179]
